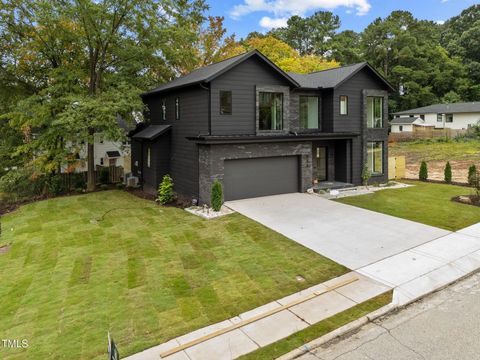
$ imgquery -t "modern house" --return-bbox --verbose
[391,102,480,133]
[130,50,394,204]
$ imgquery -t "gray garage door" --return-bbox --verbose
[224,156,299,200]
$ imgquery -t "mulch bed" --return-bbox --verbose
[452,195,480,207]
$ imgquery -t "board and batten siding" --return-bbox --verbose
[333,68,390,185]
[210,56,294,135]
[143,86,209,198]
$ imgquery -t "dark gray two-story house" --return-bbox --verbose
[130,50,394,204]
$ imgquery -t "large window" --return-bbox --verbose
[446,113,453,123]
[340,95,348,115]
[367,141,383,175]
[175,97,180,120]
[259,92,283,130]
[300,96,319,129]
[220,90,232,115]
[437,114,443,122]
[367,97,383,128]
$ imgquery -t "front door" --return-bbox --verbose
[315,146,327,181]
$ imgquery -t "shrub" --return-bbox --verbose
[361,163,371,186]
[419,161,428,181]
[73,174,86,189]
[444,162,452,184]
[0,168,38,200]
[47,175,65,195]
[468,164,477,186]
[116,182,125,189]
[210,180,223,211]
[158,174,174,205]
[99,184,109,190]
[98,167,110,184]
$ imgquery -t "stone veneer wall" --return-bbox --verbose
[198,142,312,205]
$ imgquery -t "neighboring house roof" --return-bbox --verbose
[393,102,480,115]
[106,151,121,158]
[287,62,395,91]
[390,117,422,125]
[132,124,171,140]
[143,51,395,97]
[142,50,300,97]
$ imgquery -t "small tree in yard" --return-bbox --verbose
[444,162,452,184]
[468,164,477,186]
[419,161,428,181]
[471,171,480,198]
[211,180,223,212]
[158,175,174,205]
[361,164,371,187]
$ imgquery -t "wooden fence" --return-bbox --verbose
[60,166,124,189]
[389,128,468,142]
[388,156,406,180]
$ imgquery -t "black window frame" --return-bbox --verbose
[366,96,384,128]
[258,91,284,131]
[339,95,348,115]
[219,90,232,115]
[299,95,320,129]
[175,97,180,120]
[446,113,453,123]
[162,98,167,121]
[367,141,384,175]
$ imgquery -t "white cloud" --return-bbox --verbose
[436,20,445,25]
[230,0,372,20]
[441,0,449,3]
[259,16,289,29]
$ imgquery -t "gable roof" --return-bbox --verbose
[287,62,395,91]
[390,117,423,125]
[142,50,300,97]
[393,102,480,115]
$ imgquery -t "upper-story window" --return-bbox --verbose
[162,99,166,120]
[299,96,319,129]
[446,114,453,123]
[220,90,232,115]
[259,92,283,130]
[175,97,180,120]
[367,96,383,128]
[437,114,443,122]
[339,95,348,115]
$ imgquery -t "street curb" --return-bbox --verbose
[276,303,397,360]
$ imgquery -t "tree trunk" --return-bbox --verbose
[87,127,95,191]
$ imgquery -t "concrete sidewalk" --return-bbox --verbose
[124,272,391,360]
[358,223,480,305]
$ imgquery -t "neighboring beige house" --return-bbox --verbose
[391,102,480,133]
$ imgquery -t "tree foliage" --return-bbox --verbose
[419,161,428,181]
[210,180,223,211]
[222,36,339,73]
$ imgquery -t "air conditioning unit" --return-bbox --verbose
[126,176,139,187]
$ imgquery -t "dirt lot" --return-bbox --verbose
[390,139,480,183]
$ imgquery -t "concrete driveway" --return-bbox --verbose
[226,193,449,269]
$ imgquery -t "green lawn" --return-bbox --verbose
[0,191,347,359]
[337,181,480,231]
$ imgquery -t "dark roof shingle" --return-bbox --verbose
[132,125,171,140]
[393,102,480,115]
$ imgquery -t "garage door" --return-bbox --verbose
[224,156,299,200]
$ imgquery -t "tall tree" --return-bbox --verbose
[221,36,339,73]
[330,30,362,65]
[0,0,208,190]
[269,11,340,57]
[441,4,480,98]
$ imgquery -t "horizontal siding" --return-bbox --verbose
[143,87,209,198]
[210,57,293,135]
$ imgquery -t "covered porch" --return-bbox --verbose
[311,138,354,186]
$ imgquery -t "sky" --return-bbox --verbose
[207,0,479,38]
